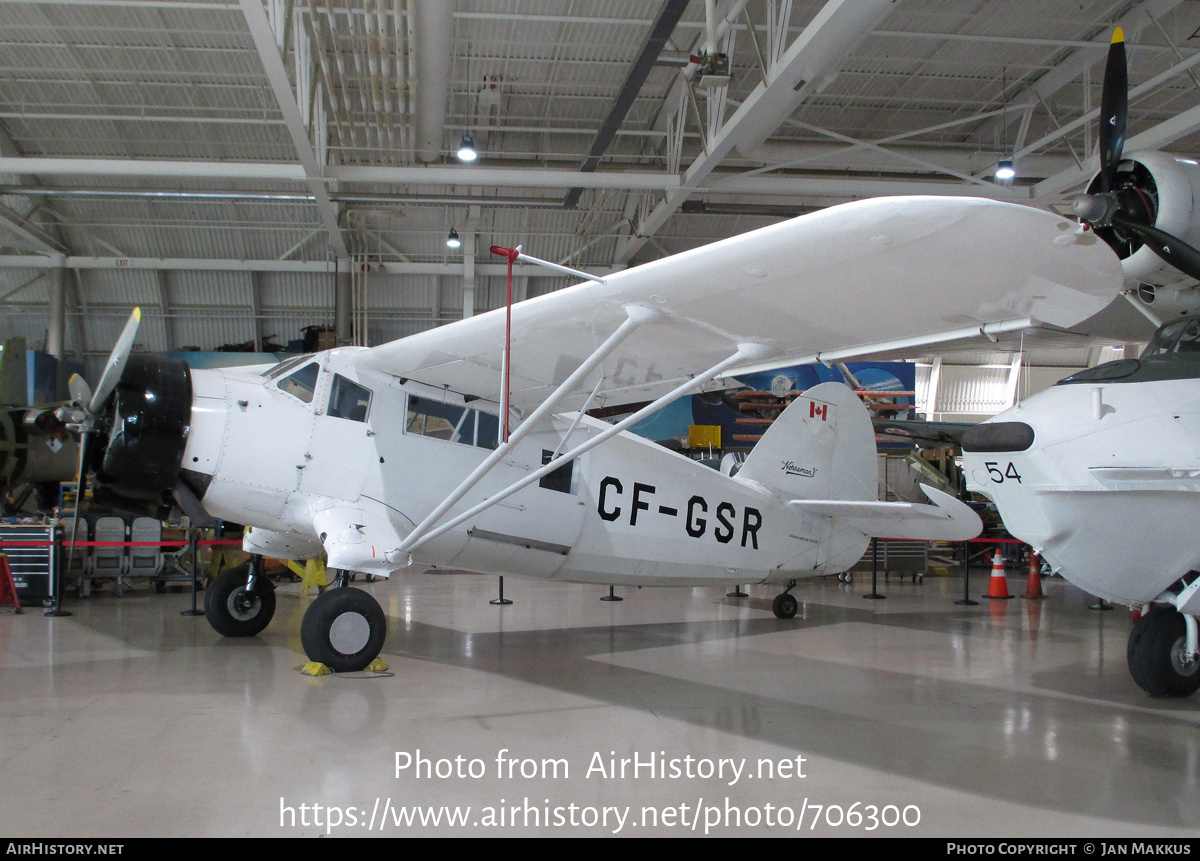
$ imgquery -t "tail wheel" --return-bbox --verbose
[300,586,387,672]
[1127,606,1200,697]
[772,592,799,619]
[204,563,276,637]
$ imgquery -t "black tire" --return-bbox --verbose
[1127,606,1200,698]
[300,586,387,672]
[204,564,276,637]
[772,592,798,619]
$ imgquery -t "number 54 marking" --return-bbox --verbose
[985,461,1023,484]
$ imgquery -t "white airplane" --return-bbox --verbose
[963,319,1200,698]
[63,194,1124,673]
[963,31,1200,698]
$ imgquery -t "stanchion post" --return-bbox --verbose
[490,575,513,606]
[44,526,72,617]
[955,539,979,606]
[181,526,204,617]
[864,537,885,600]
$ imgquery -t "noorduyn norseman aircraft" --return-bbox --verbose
[59,190,1126,673]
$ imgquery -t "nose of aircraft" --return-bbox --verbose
[90,352,194,516]
[961,420,1036,453]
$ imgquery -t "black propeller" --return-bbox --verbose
[1071,28,1200,282]
[1097,27,1127,194]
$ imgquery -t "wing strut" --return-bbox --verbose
[401,340,776,555]
[395,304,664,555]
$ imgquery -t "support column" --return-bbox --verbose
[45,257,66,359]
[335,265,353,347]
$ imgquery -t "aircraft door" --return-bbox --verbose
[300,372,375,501]
[460,444,588,577]
[210,362,317,522]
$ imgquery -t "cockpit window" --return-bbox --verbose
[278,362,320,403]
[1144,317,1200,356]
[327,374,371,422]
[263,355,311,380]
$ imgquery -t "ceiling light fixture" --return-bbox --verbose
[446,228,461,248]
[456,133,477,162]
[995,156,1016,181]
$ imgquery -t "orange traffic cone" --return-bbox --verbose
[985,550,1013,600]
[1023,551,1044,600]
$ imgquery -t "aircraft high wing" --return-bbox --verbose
[361,195,1124,414]
[64,194,1125,674]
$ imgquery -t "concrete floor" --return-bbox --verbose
[1,567,1198,838]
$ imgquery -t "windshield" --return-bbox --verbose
[1143,317,1200,357]
[262,355,312,380]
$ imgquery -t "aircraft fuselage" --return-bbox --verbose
[964,365,1200,606]
[180,348,870,587]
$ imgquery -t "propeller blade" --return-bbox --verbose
[1112,213,1200,282]
[67,373,92,410]
[88,307,141,417]
[1098,28,1128,193]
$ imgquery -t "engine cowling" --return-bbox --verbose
[91,353,192,514]
[1088,150,1200,288]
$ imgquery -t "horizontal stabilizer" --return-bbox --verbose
[787,484,981,541]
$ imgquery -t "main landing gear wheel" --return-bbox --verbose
[1127,606,1200,698]
[300,586,387,673]
[772,592,799,619]
[204,564,276,637]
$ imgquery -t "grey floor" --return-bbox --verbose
[1,565,1198,838]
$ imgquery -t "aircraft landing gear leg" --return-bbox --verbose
[1127,606,1200,697]
[300,579,387,673]
[204,555,276,637]
[772,581,799,620]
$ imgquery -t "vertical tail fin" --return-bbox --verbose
[737,381,877,502]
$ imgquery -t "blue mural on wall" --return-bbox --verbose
[628,362,916,451]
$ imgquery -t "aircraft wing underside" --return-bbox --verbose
[356,196,1125,416]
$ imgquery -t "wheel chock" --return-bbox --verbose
[366,657,389,672]
[300,661,333,676]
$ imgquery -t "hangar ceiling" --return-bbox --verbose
[1,0,1199,372]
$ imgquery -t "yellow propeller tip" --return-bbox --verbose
[132,307,142,321]
[1112,27,1124,43]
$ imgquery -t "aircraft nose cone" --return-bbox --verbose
[961,421,1035,453]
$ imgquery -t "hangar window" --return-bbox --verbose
[328,374,371,422]
[405,395,498,450]
[278,362,320,404]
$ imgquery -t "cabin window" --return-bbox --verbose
[278,362,320,404]
[405,395,498,450]
[539,449,575,494]
[327,374,371,422]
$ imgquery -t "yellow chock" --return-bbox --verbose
[366,658,389,672]
[285,556,329,597]
[300,661,332,676]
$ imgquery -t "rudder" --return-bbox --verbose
[737,381,877,502]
